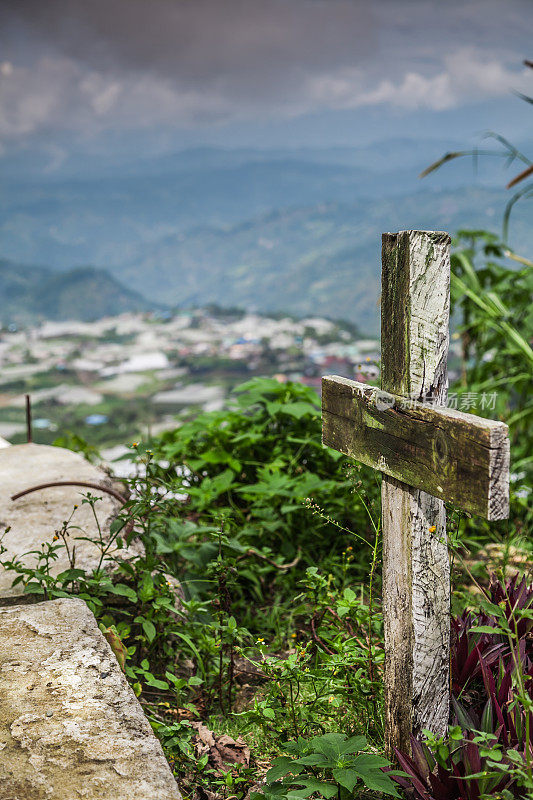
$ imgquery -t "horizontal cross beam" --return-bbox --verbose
[322,375,509,521]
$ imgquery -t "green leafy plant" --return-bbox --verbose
[147,378,379,631]
[254,732,401,800]
[446,230,532,583]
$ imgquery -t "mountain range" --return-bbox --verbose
[0,260,153,324]
[1,139,530,332]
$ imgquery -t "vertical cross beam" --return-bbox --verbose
[381,230,451,756]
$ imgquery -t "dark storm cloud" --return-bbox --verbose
[1,0,377,94]
[0,0,531,143]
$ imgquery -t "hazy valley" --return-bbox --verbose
[1,140,530,333]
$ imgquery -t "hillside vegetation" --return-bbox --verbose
[1,229,531,799]
[2,142,532,331]
[0,260,155,323]
[121,187,531,333]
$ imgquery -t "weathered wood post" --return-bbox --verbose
[322,230,510,757]
[380,231,451,755]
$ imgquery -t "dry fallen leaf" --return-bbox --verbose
[190,722,250,772]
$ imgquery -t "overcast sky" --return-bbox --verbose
[0,0,531,159]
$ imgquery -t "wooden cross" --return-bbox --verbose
[322,230,510,756]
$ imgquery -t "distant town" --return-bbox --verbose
[0,308,381,469]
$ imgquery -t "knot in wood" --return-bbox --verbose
[432,429,448,467]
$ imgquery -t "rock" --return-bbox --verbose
[0,597,182,799]
[0,444,142,602]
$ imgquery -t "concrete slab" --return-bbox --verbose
[0,444,141,601]
[0,598,181,800]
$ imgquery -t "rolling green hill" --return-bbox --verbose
[0,261,156,324]
[120,187,532,334]
[2,144,530,332]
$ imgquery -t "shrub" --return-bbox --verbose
[148,377,378,616]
